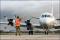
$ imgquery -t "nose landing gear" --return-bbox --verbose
[45,29,48,35]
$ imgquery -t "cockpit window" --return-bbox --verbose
[47,15,51,17]
[41,15,51,17]
[42,15,45,17]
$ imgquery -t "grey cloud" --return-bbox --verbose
[0,1,59,21]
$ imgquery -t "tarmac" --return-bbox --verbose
[0,35,60,40]
[0,23,60,40]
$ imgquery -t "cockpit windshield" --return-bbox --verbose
[41,15,51,17]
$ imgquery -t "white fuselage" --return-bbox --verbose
[39,12,56,28]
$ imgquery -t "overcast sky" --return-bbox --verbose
[0,1,59,23]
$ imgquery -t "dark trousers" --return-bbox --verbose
[29,30,33,35]
[16,26,20,35]
[44,29,48,35]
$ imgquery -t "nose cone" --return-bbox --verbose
[40,18,55,25]
[39,18,47,24]
[45,18,55,26]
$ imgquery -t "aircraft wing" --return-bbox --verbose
[20,23,40,26]
[0,21,40,25]
[0,22,8,24]
[56,19,60,20]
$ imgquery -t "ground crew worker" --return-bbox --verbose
[25,20,33,35]
[15,16,21,35]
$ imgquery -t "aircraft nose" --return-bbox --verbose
[44,20,49,24]
[40,19,48,24]
[40,18,55,25]
[46,19,55,26]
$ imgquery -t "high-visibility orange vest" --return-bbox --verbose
[15,18,21,26]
